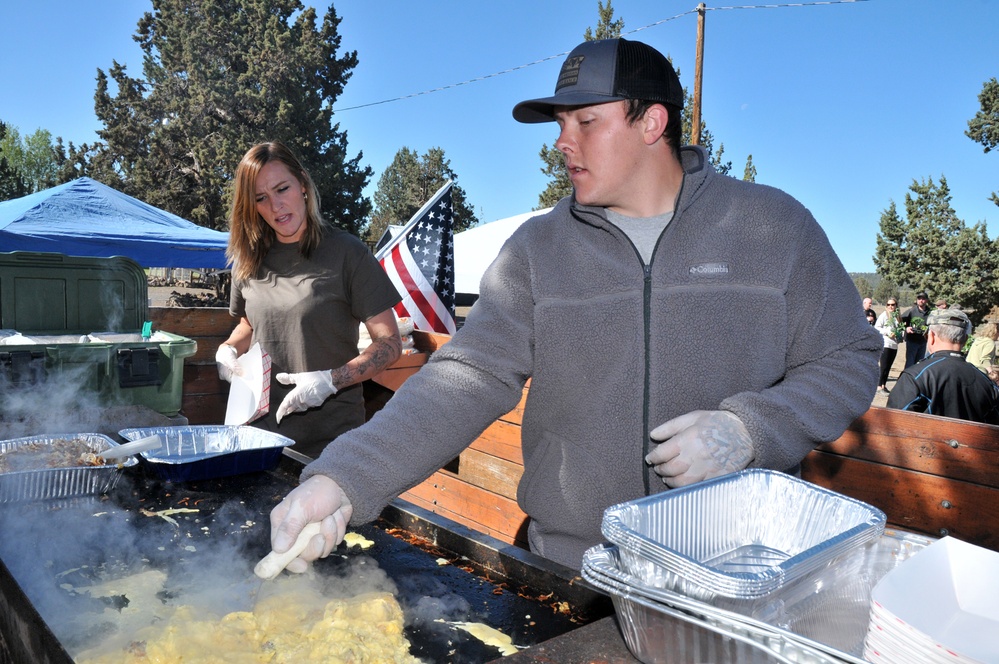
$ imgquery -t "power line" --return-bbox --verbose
[331,0,867,113]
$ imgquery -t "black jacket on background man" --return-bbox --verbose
[887,350,999,424]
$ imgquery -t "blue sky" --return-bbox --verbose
[2,0,996,273]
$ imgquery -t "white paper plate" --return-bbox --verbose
[224,343,268,425]
[869,536,999,662]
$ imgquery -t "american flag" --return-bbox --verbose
[375,181,456,334]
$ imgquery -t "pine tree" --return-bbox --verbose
[0,124,60,194]
[873,277,899,306]
[366,147,479,245]
[966,77,999,206]
[742,154,757,182]
[89,0,370,233]
[874,177,999,324]
[0,122,29,201]
[874,201,910,281]
[852,276,872,300]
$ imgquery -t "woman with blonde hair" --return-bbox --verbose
[966,320,999,372]
[873,298,903,393]
[216,141,402,457]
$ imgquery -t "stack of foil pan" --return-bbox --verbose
[0,433,137,503]
[581,529,934,664]
[601,469,887,599]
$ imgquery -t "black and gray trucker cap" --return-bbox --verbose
[512,38,684,124]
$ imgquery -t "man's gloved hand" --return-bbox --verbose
[646,410,755,488]
[275,370,337,423]
[215,344,243,382]
[268,475,352,575]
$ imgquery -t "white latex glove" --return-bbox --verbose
[275,369,337,423]
[214,344,243,382]
[267,475,352,574]
[646,410,755,488]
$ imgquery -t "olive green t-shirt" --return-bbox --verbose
[230,228,401,457]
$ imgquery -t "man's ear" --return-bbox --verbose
[643,104,669,146]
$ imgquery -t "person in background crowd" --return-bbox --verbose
[863,297,876,324]
[874,299,902,393]
[935,298,948,310]
[262,38,881,573]
[887,309,999,424]
[216,141,403,458]
[966,321,999,373]
[902,292,932,368]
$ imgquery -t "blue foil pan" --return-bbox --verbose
[118,425,294,482]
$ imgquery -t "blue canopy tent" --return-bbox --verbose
[0,177,229,268]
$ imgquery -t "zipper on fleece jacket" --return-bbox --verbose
[601,217,658,497]
[581,174,689,496]
[640,175,687,495]
[642,262,653,494]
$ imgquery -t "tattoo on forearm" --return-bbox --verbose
[330,336,402,388]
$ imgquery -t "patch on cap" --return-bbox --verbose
[556,56,585,91]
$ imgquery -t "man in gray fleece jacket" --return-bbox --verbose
[263,38,882,572]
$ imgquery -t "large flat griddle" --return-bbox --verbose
[0,452,613,663]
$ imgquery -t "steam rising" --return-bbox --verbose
[0,360,114,439]
[0,491,411,659]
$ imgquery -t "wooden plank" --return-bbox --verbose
[819,406,999,488]
[150,306,233,337]
[412,330,452,353]
[447,447,523,501]
[498,386,528,426]
[150,308,231,364]
[400,491,531,549]
[370,353,429,391]
[801,452,999,550]
[400,470,529,546]
[468,420,524,465]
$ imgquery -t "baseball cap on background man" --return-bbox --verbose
[927,308,972,335]
[916,292,929,300]
[512,38,684,124]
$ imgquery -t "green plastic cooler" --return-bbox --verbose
[0,251,196,416]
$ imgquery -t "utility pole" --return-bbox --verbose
[691,3,706,145]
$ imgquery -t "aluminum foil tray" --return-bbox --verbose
[118,425,294,482]
[584,573,802,664]
[602,469,886,598]
[0,433,137,503]
[582,530,933,664]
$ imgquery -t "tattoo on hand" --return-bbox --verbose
[702,413,755,472]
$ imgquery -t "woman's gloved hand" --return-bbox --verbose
[267,474,352,574]
[275,370,337,423]
[214,344,243,382]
